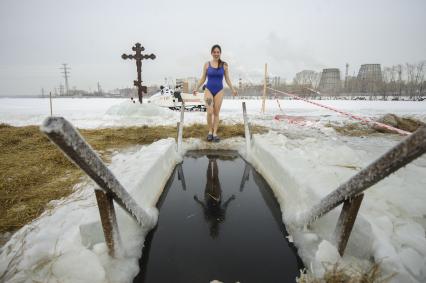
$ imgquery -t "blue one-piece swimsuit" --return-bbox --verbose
[205,62,224,96]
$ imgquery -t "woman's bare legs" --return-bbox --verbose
[204,89,214,134]
[212,90,225,136]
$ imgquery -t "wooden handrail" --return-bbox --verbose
[302,125,426,256]
[41,117,157,256]
[304,126,426,226]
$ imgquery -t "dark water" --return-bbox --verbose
[134,150,303,283]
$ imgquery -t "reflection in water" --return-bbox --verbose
[177,163,186,191]
[239,162,251,192]
[193,155,235,238]
[136,151,304,282]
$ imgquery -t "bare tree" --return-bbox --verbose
[397,64,403,98]
[293,70,321,97]
[381,67,392,100]
[415,61,425,99]
[406,63,416,98]
[294,70,318,86]
[405,61,425,99]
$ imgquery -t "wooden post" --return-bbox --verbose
[176,122,180,144]
[49,92,53,116]
[242,102,251,154]
[334,193,364,256]
[261,63,267,113]
[95,190,121,257]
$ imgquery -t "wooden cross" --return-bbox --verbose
[121,43,156,103]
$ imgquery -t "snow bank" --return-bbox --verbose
[1,98,425,129]
[1,96,426,281]
[0,138,178,283]
[248,132,426,282]
[105,101,177,126]
[1,130,426,282]
[182,136,246,153]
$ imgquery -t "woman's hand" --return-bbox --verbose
[192,89,198,96]
[232,89,238,96]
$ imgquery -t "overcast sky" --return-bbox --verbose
[0,0,425,95]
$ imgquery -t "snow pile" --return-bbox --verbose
[105,100,175,120]
[101,100,179,127]
[1,97,425,129]
[0,139,178,283]
[248,132,426,282]
[0,98,125,128]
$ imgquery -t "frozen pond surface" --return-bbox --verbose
[135,150,303,283]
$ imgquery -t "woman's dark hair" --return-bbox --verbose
[211,44,225,69]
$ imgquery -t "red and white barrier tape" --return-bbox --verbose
[267,87,411,136]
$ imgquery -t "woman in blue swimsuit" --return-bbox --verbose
[193,44,237,142]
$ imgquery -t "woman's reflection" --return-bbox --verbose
[193,155,235,238]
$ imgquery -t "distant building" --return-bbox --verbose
[176,79,189,93]
[176,77,199,93]
[112,87,137,97]
[357,64,382,93]
[318,68,341,95]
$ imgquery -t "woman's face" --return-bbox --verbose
[211,48,221,60]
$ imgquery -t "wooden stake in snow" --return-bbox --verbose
[49,92,53,116]
[261,63,268,114]
[95,189,121,257]
[334,193,364,256]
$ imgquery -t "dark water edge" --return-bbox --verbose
[134,150,304,283]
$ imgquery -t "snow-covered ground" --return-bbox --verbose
[0,139,180,283]
[249,133,426,282]
[1,97,425,128]
[1,98,426,282]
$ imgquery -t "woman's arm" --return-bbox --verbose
[193,62,208,94]
[224,63,237,96]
